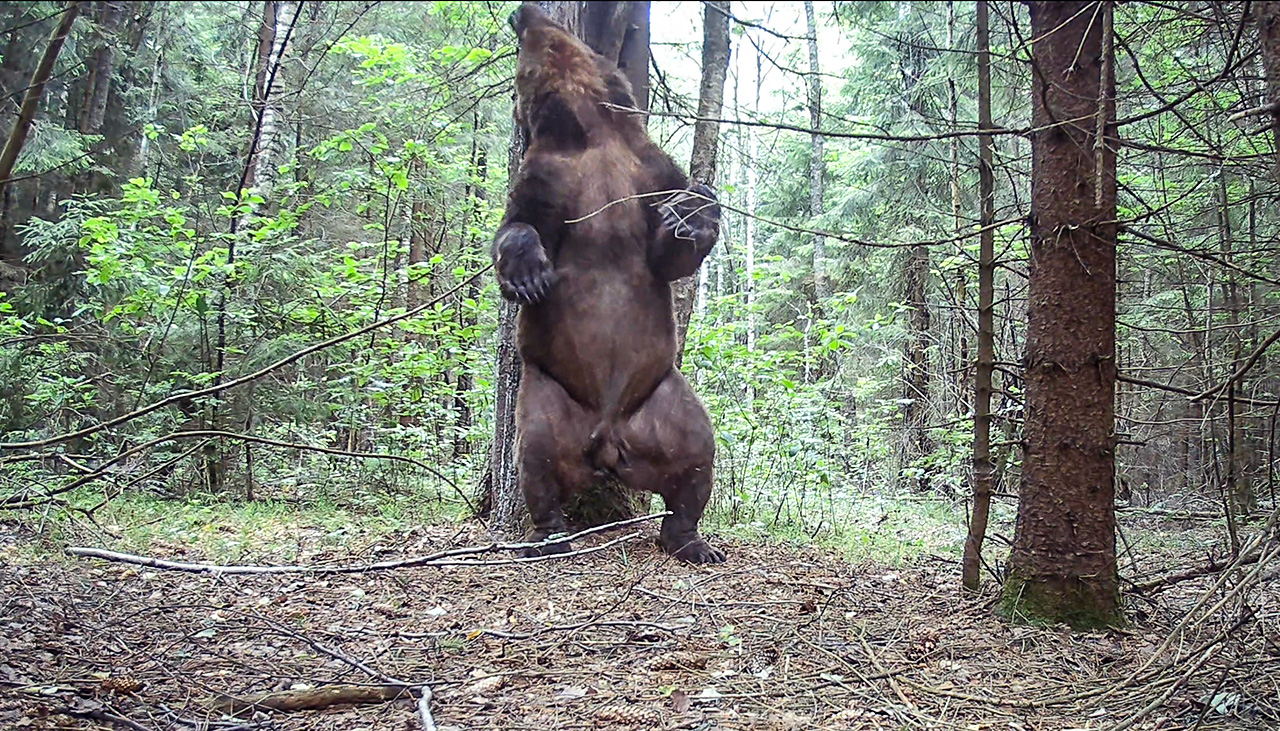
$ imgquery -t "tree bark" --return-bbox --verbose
[79,1,123,136]
[136,2,170,176]
[1258,2,1280,180]
[962,0,996,594]
[1217,170,1253,517]
[744,50,761,356]
[453,143,487,459]
[1000,1,1121,628]
[901,237,932,489]
[208,0,298,494]
[617,2,649,118]
[803,0,829,308]
[0,2,82,195]
[244,0,298,213]
[673,0,730,362]
[488,1,651,535]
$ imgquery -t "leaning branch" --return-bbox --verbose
[0,1,82,195]
[0,428,479,514]
[1191,325,1280,403]
[65,512,668,574]
[1227,100,1280,123]
[1129,551,1262,595]
[0,265,491,451]
[603,101,1053,143]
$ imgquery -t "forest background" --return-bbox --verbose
[1,0,1278,626]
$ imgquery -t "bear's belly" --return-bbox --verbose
[517,264,676,416]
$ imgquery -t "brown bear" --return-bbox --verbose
[493,3,724,563]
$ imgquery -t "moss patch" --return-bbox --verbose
[999,569,1124,630]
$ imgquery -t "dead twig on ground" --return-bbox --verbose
[211,684,413,715]
[64,512,668,574]
[417,685,437,731]
[1130,550,1261,594]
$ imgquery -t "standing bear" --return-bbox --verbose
[493,3,724,563]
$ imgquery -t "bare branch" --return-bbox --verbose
[0,266,492,451]
[64,512,669,574]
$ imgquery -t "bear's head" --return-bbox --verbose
[509,3,639,145]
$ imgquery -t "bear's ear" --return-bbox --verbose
[530,92,588,147]
[603,73,636,112]
[592,56,635,111]
[509,3,551,40]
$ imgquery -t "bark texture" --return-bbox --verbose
[0,2,82,194]
[487,1,655,534]
[962,0,996,593]
[1000,0,1121,628]
[673,0,730,362]
[803,0,829,305]
[246,0,298,208]
[901,238,932,488]
[79,1,123,136]
[1260,2,1280,180]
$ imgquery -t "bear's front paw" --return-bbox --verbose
[659,534,727,564]
[658,184,720,247]
[494,223,555,305]
[519,534,573,558]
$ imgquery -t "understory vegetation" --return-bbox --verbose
[0,0,1276,608]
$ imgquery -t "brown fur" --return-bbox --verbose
[493,4,723,563]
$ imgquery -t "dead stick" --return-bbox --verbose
[212,684,413,715]
[65,512,668,574]
[1130,551,1261,594]
[418,686,437,731]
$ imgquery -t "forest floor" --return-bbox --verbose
[1,510,1276,731]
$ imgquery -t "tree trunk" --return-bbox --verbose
[616,1,649,119]
[1259,2,1280,180]
[1217,171,1254,516]
[901,238,932,490]
[803,0,829,307]
[743,49,762,356]
[406,160,430,320]
[947,0,968,411]
[136,2,169,176]
[79,1,124,136]
[243,0,298,213]
[453,144,487,459]
[1000,1,1121,629]
[962,0,997,594]
[0,2,82,196]
[673,0,730,362]
[489,1,652,535]
[208,0,298,493]
[220,0,298,374]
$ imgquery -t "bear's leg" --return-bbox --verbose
[616,371,725,564]
[516,365,593,557]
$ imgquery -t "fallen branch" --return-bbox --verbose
[212,684,412,715]
[1129,551,1261,595]
[418,686,437,731]
[65,512,668,574]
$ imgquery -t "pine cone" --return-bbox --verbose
[465,675,506,696]
[906,629,939,661]
[100,675,144,694]
[596,705,659,726]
